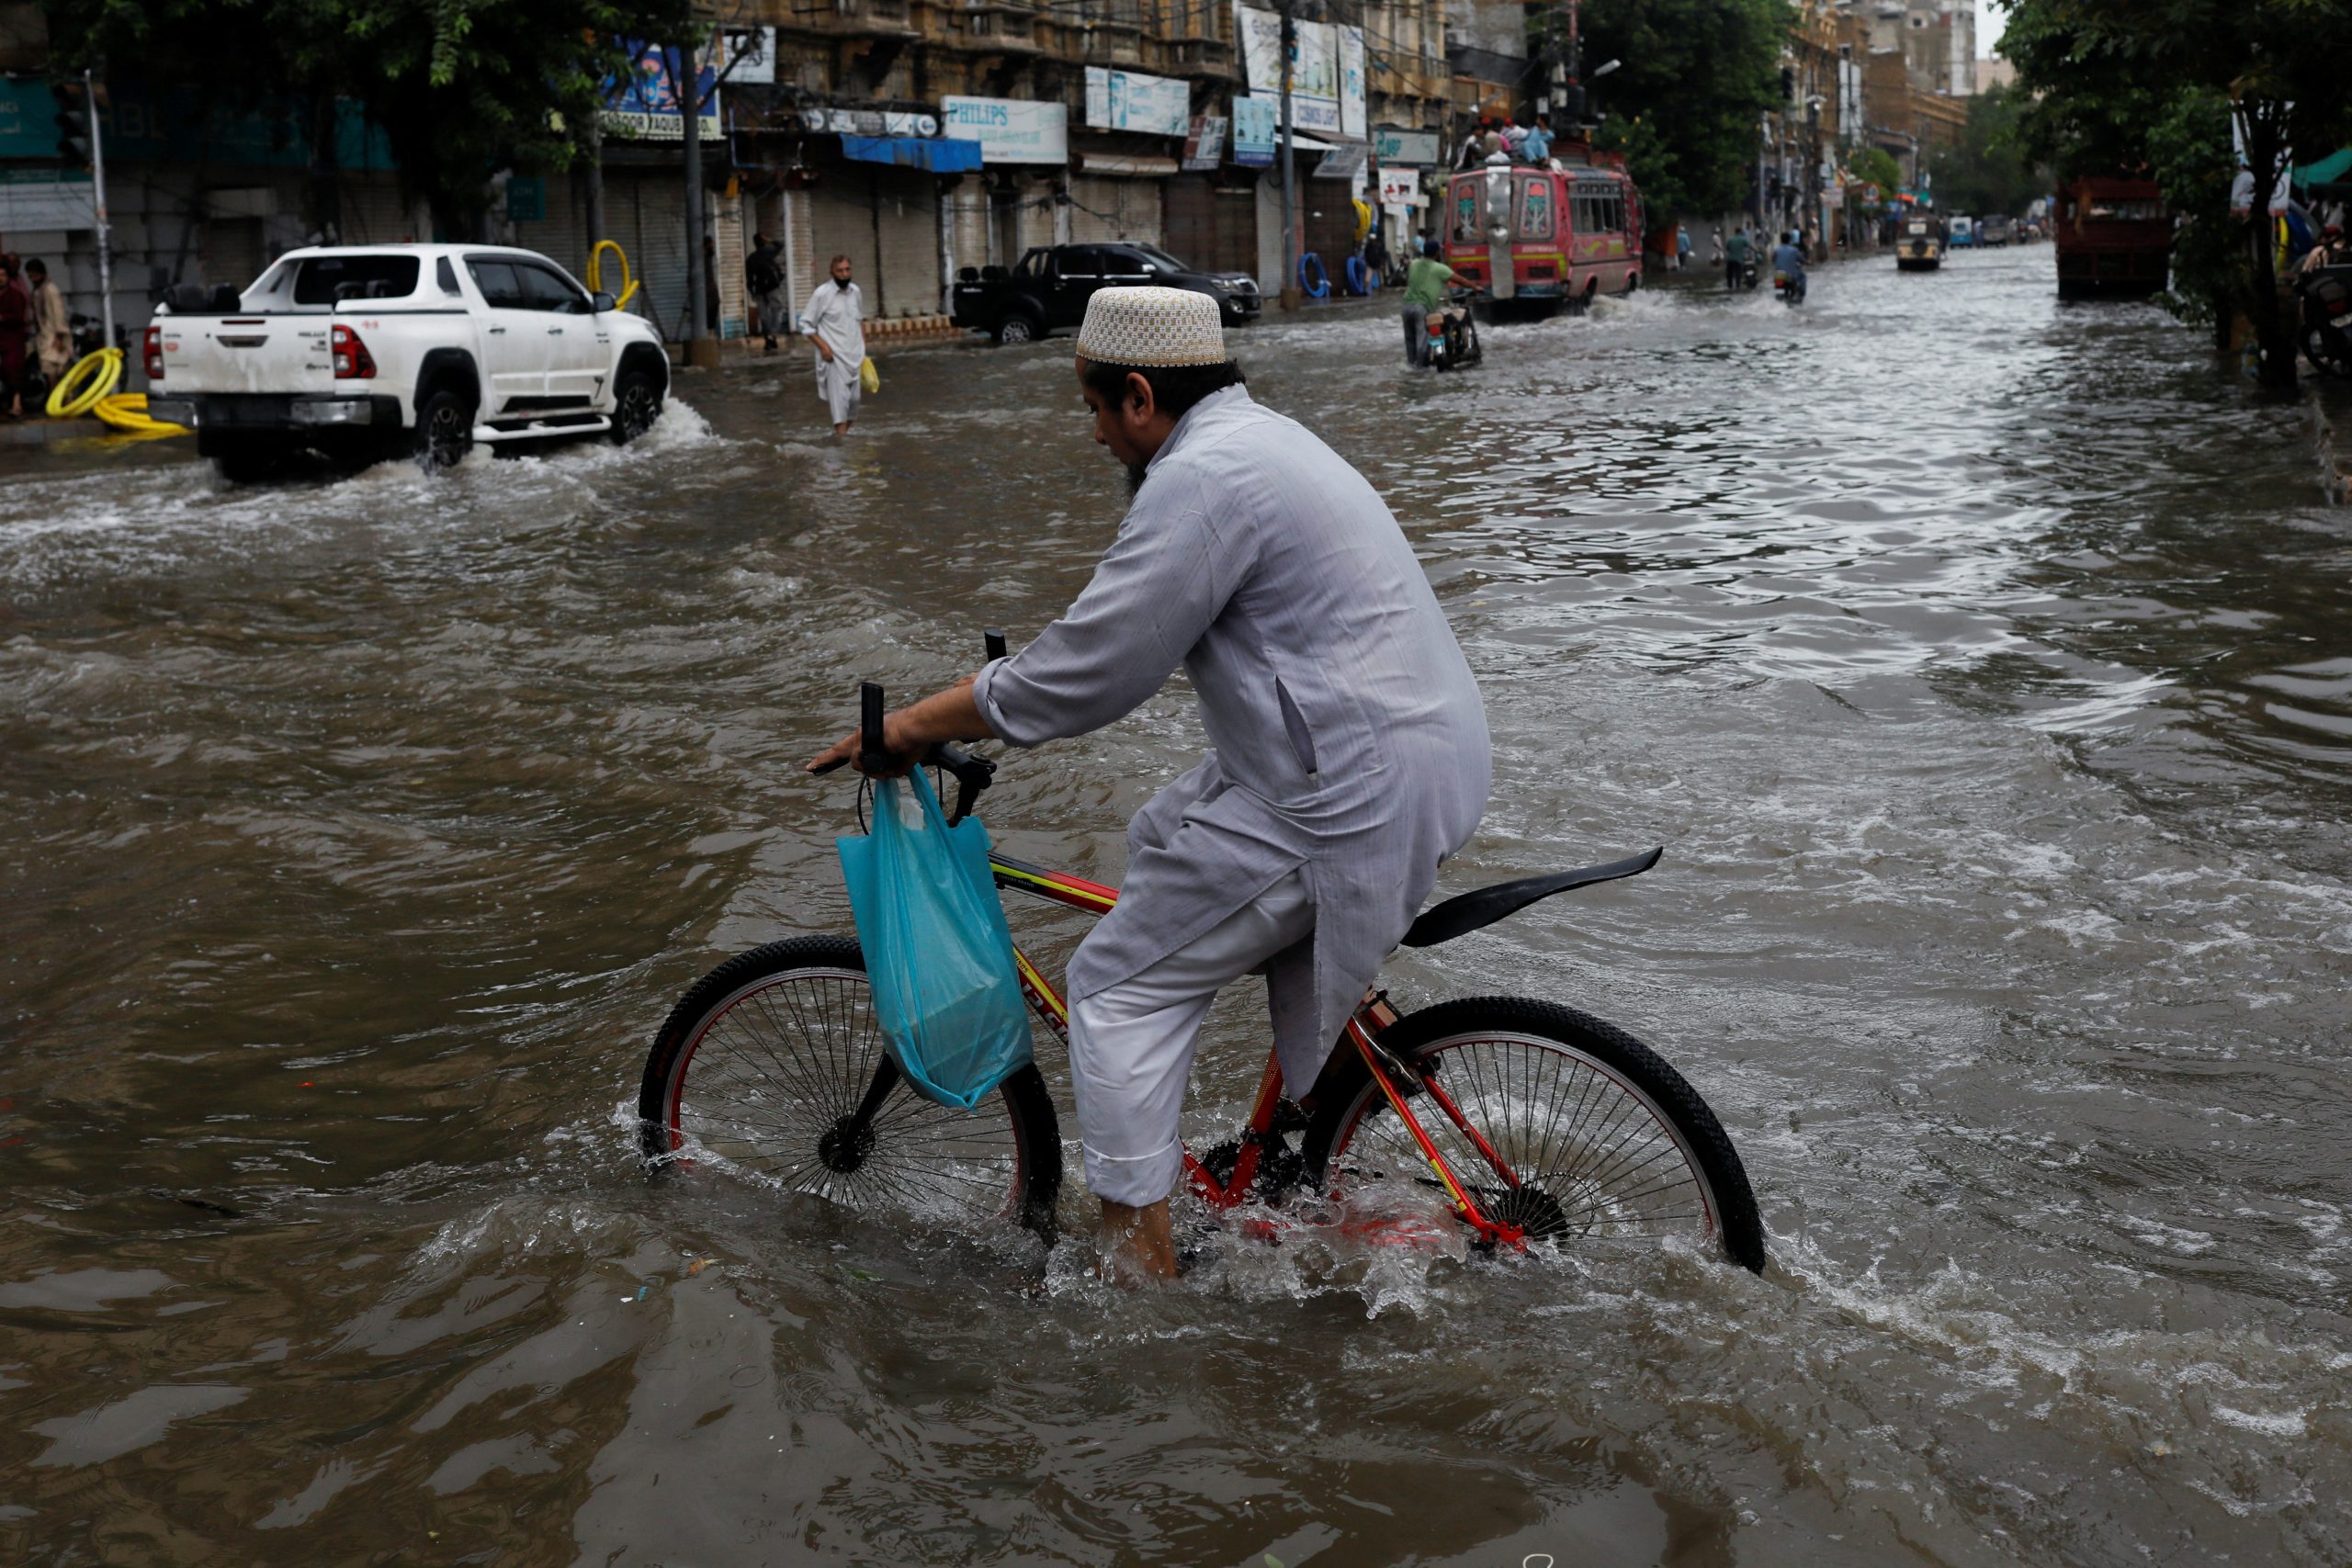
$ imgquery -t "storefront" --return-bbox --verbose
[941,96,1069,272]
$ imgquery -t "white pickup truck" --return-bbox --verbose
[144,243,671,480]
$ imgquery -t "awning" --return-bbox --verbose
[1076,153,1180,177]
[840,134,982,173]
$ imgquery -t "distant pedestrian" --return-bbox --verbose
[746,233,786,352]
[1709,228,1724,268]
[0,254,28,420]
[1724,227,1753,289]
[797,253,866,436]
[1676,224,1692,272]
[1521,113,1553,164]
[24,257,69,386]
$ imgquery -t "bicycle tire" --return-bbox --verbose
[639,936,1061,1239]
[1299,996,1765,1271]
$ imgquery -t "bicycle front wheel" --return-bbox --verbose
[639,936,1061,1237]
[1300,997,1765,1271]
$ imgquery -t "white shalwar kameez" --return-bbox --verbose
[973,385,1491,1204]
[797,280,866,426]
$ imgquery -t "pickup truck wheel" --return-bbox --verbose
[992,311,1042,345]
[610,370,663,444]
[414,389,475,473]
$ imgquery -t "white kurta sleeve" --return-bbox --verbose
[975,479,1254,748]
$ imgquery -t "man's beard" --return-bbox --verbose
[1125,462,1148,497]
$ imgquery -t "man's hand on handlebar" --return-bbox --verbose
[805,673,995,777]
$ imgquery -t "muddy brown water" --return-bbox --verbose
[5,247,2350,1566]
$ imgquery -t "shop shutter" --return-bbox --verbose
[869,164,939,319]
[1302,184,1356,276]
[1069,175,1163,247]
[1162,175,1257,275]
[808,160,882,319]
[621,173,693,342]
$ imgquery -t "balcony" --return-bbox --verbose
[793,0,918,38]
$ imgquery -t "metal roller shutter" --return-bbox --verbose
[808,163,881,320]
[869,165,938,320]
[1069,175,1163,246]
[621,173,693,342]
[1302,182,1356,281]
[1162,175,1257,276]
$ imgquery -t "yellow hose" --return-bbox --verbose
[92,392,190,436]
[586,240,639,310]
[47,346,123,418]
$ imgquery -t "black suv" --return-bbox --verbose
[952,243,1261,344]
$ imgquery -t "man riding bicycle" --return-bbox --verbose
[808,287,1491,1280]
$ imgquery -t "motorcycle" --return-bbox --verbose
[1773,269,1806,306]
[1727,257,1761,291]
[2299,261,2352,378]
[1420,294,1484,372]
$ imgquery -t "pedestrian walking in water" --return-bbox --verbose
[798,254,866,436]
[746,233,786,352]
[24,259,69,389]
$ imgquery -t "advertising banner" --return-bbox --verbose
[604,40,719,141]
[1373,128,1442,166]
[1084,67,1191,139]
[1182,114,1228,171]
[942,96,1069,164]
[1231,96,1276,167]
[721,27,776,85]
[1233,5,1364,140]
[1377,168,1424,208]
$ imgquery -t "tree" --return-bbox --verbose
[42,0,693,234]
[1575,0,1795,220]
[1926,84,2046,218]
[2002,0,2352,388]
[1848,145,1903,198]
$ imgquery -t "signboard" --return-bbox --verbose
[0,77,393,167]
[604,40,719,141]
[721,27,776,85]
[1182,114,1227,171]
[1084,67,1190,139]
[0,169,95,231]
[804,107,939,138]
[1377,168,1423,208]
[1373,127,1440,167]
[1233,5,1364,139]
[505,175,546,222]
[1231,96,1276,166]
[942,96,1069,164]
[1314,141,1367,181]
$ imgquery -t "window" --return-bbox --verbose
[517,261,588,312]
[1056,247,1103,279]
[1014,249,1048,279]
[1100,247,1153,279]
[435,257,461,296]
[292,254,419,304]
[1517,177,1554,241]
[464,257,528,309]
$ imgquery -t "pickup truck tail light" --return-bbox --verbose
[331,323,377,379]
[143,325,164,381]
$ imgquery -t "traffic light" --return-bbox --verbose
[52,82,92,167]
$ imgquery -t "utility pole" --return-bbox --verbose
[682,31,719,368]
[85,68,115,352]
[586,116,605,263]
[1278,0,1299,310]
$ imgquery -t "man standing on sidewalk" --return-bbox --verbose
[25,259,69,390]
[746,234,786,353]
[797,254,866,436]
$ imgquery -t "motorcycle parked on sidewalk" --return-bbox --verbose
[2299,262,2352,378]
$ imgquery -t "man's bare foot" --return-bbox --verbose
[1099,1198,1179,1284]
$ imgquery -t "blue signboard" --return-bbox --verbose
[1232,96,1275,167]
[603,40,720,141]
[0,77,393,168]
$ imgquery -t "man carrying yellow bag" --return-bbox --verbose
[797,252,867,437]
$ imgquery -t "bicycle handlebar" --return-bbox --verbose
[815,629,1008,821]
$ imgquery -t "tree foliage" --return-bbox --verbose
[1577,0,1794,220]
[2000,0,2352,386]
[42,0,694,231]
[1927,84,2044,217]
[1847,145,1903,198]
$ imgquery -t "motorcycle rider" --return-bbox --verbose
[1772,230,1808,303]
[1401,238,1464,366]
[1724,227,1754,289]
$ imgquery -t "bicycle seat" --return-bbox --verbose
[1400,847,1662,948]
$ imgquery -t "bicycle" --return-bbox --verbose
[639,650,1767,1273]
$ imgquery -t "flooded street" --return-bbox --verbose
[6,245,2350,1565]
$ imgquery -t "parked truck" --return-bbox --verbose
[144,244,672,481]
[950,243,1260,344]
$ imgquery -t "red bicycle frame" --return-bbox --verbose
[989,852,1531,1249]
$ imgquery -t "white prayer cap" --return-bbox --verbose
[1075,286,1227,367]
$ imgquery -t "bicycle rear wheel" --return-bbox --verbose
[639,936,1061,1238]
[1300,997,1765,1271]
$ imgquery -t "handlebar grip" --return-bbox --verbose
[984,627,1008,662]
[858,682,888,773]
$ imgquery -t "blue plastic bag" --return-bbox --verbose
[836,769,1033,1110]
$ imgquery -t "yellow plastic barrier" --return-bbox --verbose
[47,346,123,418]
[92,393,190,436]
[587,239,639,310]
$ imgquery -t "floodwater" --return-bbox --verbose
[5,246,2349,1566]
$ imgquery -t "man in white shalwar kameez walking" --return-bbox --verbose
[808,287,1491,1280]
[797,254,865,435]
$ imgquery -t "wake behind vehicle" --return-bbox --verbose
[952,243,1260,344]
[144,244,670,482]
[1896,216,1947,272]
[1442,142,1644,319]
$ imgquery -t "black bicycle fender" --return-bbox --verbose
[1400,847,1663,948]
